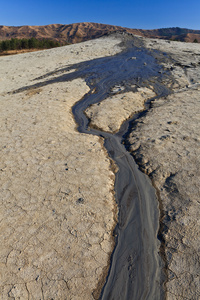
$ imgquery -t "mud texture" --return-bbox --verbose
[86,35,200,299]
[13,33,178,299]
[1,32,199,300]
[76,35,200,299]
[0,36,122,300]
[127,38,200,300]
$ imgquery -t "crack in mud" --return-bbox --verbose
[11,34,175,299]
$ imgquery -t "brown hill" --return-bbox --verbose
[0,22,200,44]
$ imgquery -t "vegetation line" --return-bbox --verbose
[0,37,68,52]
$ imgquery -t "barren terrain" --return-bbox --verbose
[0,36,121,299]
[0,32,200,300]
[87,36,200,299]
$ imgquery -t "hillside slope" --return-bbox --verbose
[0,22,200,44]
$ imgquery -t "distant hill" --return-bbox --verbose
[0,22,200,44]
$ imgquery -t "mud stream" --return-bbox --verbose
[71,37,172,300]
[14,35,173,299]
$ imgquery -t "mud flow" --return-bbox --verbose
[13,34,174,299]
[71,36,172,300]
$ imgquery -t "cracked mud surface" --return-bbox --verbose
[85,37,200,299]
[128,38,200,300]
[1,33,200,300]
[0,36,121,300]
[129,87,200,300]
[85,88,155,133]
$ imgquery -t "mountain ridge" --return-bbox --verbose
[0,22,200,44]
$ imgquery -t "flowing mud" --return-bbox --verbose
[11,34,175,299]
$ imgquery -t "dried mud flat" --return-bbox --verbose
[0,33,200,300]
[87,37,200,299]
[0,36,122,299]
[130,38,200,300]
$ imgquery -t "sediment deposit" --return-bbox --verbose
[129,88,200,300]
[0,36,121,299]
[85,88,155,133]
[87,36,200,299]
[129,38,200,300]
[0,32,199,300]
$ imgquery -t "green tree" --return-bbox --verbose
[10,38,18,50]
[193,38,198,43]
[21,38,29,49]
[0,37,61,53]
[15,39,21,50]
[1,40,10,51]
[28,37,38,49]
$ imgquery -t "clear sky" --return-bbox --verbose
[1,0,200,30]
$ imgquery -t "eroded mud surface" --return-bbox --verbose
[10,34,178,299]
[86,36,200,299]
[128,38,200,300]
[0,36,121,300]
[1,33,199,299]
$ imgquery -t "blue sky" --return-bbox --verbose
[1,0,200,30]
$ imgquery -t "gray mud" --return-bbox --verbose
[12,34,175,299]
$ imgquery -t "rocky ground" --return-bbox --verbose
[0,36,122,300]
[86,37,200,299]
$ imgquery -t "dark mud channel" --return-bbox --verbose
[14,34,173,299]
